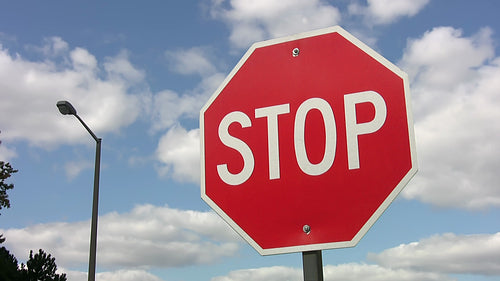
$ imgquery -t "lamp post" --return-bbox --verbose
[57,100,101,281]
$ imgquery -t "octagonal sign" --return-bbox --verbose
[200,26,417,255]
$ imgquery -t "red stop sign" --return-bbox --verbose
[200,26,417,255]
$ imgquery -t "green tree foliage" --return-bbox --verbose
[0,245,68,281]
[20,249,67,281]
[0,160,18,212]
[1,134,66,280]
[1,130,18,214]
[1,133,18,243]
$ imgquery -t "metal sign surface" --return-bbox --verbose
[200,26,417,255]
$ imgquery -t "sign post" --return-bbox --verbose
[200,26,417,277]
[303,250,324,281]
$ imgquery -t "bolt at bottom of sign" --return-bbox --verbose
[303,224,311,234]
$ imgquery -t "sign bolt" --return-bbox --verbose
[303,224,311,234]
[292,48,300,57]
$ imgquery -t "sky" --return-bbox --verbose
[0,0,499,280]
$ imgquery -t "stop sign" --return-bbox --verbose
[200,26,417,255]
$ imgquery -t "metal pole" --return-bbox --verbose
[88,138,101,281]
[57,101,101,281]
[302,250,324,281]
[75,115,99,142]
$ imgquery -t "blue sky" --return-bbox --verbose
[1,0,499,280]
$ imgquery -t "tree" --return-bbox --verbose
[0,160,18,213]
[0,136,22,281]
[1,133,18,244]
[0,246,22,281]
[20,249,67,281]
[1,130,18,214]
[0,134,66,280]
[1,132,18,243]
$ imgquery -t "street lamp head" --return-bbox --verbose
[57,100,77,115]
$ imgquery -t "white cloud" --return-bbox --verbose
[399,27,500,209]
[96,269,164,281]
[151,47,225,182]
[324,264,451,281]
[210,0,341,49]
[148,73,222,132]
[150,47,224,133]
[1,204,240,269]
[211,266,301,281]
[156,126,200,184]
[369,232,500,275]
[211,264,451,281]
[0,38,149,148]
[70,47,98,72]
[165,47,217,77]
[150,89,202,131]
[63,160,93,180]
[63,269,164,281]
[349,0,430,25]
[401,27,494,94]
[0,139,17,161]
[104,50,146,84]
[28,36,69,57]
[48,231,499,280]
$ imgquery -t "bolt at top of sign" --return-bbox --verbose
[200,26,417,256]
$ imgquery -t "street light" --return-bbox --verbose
[57,100,101,281]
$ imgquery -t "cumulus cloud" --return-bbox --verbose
[63,269,164,281]
[0,145,16,161]
[324,264,451,281]
[156,126,200,183]
[369,232,500,275]
[0,37,149,148]
[151,47,224,133]
[1,204,240,269]
[0,37,219,182]
[150,89,204,131]
[152,47,224,183]
[211,266,301,281]
[212,233,500,281]
[165,47,217,77]
[63,160,93,180]
[399,26,500,209]
[209,0,341,48]
[349,0,430,25]
[0,132,17,161]
[95,269,164,281]
[51,232,500,280]
[104,50,146,84]
[27,36,69,57]
[211,264,451,281]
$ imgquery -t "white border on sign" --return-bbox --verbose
[200,25,418,256]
